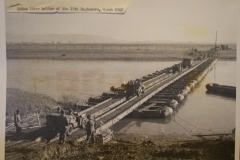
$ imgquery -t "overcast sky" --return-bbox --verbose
[5,0,237,43]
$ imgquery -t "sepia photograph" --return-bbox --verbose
[4,0,237,159]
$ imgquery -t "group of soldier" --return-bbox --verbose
[14,109,96,145]
[57,108,96,144]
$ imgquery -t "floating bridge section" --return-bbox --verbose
[60,58,218,142]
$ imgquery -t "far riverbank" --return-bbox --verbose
[7,49,236,61]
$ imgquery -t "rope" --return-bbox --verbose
[175,115,221,134]
[174,121,191,132]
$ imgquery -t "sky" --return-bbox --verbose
[5,0,237,44]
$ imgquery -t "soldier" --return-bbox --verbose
[135,79,142,96]
[68,109,75,124]
[85,115,96,145]
[69,109,74,115]
[14,109,22,139]
[125,81,132,99]
[57,106,61,113]
[59,110,69,144]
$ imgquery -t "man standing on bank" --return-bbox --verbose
[59,110,69,144]
[86,115,96,145]
[14,109,22,139]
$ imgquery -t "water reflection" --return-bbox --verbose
[7,60,179,102]
[112,116,174,132]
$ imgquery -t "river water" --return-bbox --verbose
[7,59,236,135]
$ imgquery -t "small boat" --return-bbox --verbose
[206,83,236,98]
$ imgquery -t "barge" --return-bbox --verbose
[206,83,236,98]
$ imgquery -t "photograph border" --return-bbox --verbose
[1,0,240,159]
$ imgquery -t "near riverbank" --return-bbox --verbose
[5,133,235,160]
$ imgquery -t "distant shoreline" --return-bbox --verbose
[7,56,236,61]
[6,48,237,61]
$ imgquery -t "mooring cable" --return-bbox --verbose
[175,114,222,134]
[174,120,191,132]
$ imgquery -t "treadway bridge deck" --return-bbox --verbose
[69,58,217,142]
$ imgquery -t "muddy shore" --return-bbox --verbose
[5,133,234,160]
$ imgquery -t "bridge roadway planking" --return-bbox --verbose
[79,69,175,118]
[67,69,180,139]
[92,61,205,127]
[70,69,189,140]
[94,59,216,130]
[93,60,208,125]
[94,71,192,125]
[48,62,186,142]
[75,60,202,119]
[51,59,208,142]
[74,59,214,142]
[83,96,125,116]
[80,60,203,118]
[49,59,209,142]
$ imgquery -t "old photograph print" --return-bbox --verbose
[5,0,237,159]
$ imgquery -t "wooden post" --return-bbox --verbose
[215,31,217,49]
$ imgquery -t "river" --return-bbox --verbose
[7,59,236,135]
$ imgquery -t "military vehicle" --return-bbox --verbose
[182,58,193,68]
[46,111,88,135]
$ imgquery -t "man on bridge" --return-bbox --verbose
[85,115,96,145]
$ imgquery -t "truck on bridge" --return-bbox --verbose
[182,58,193,68]
[219,45,231,50]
